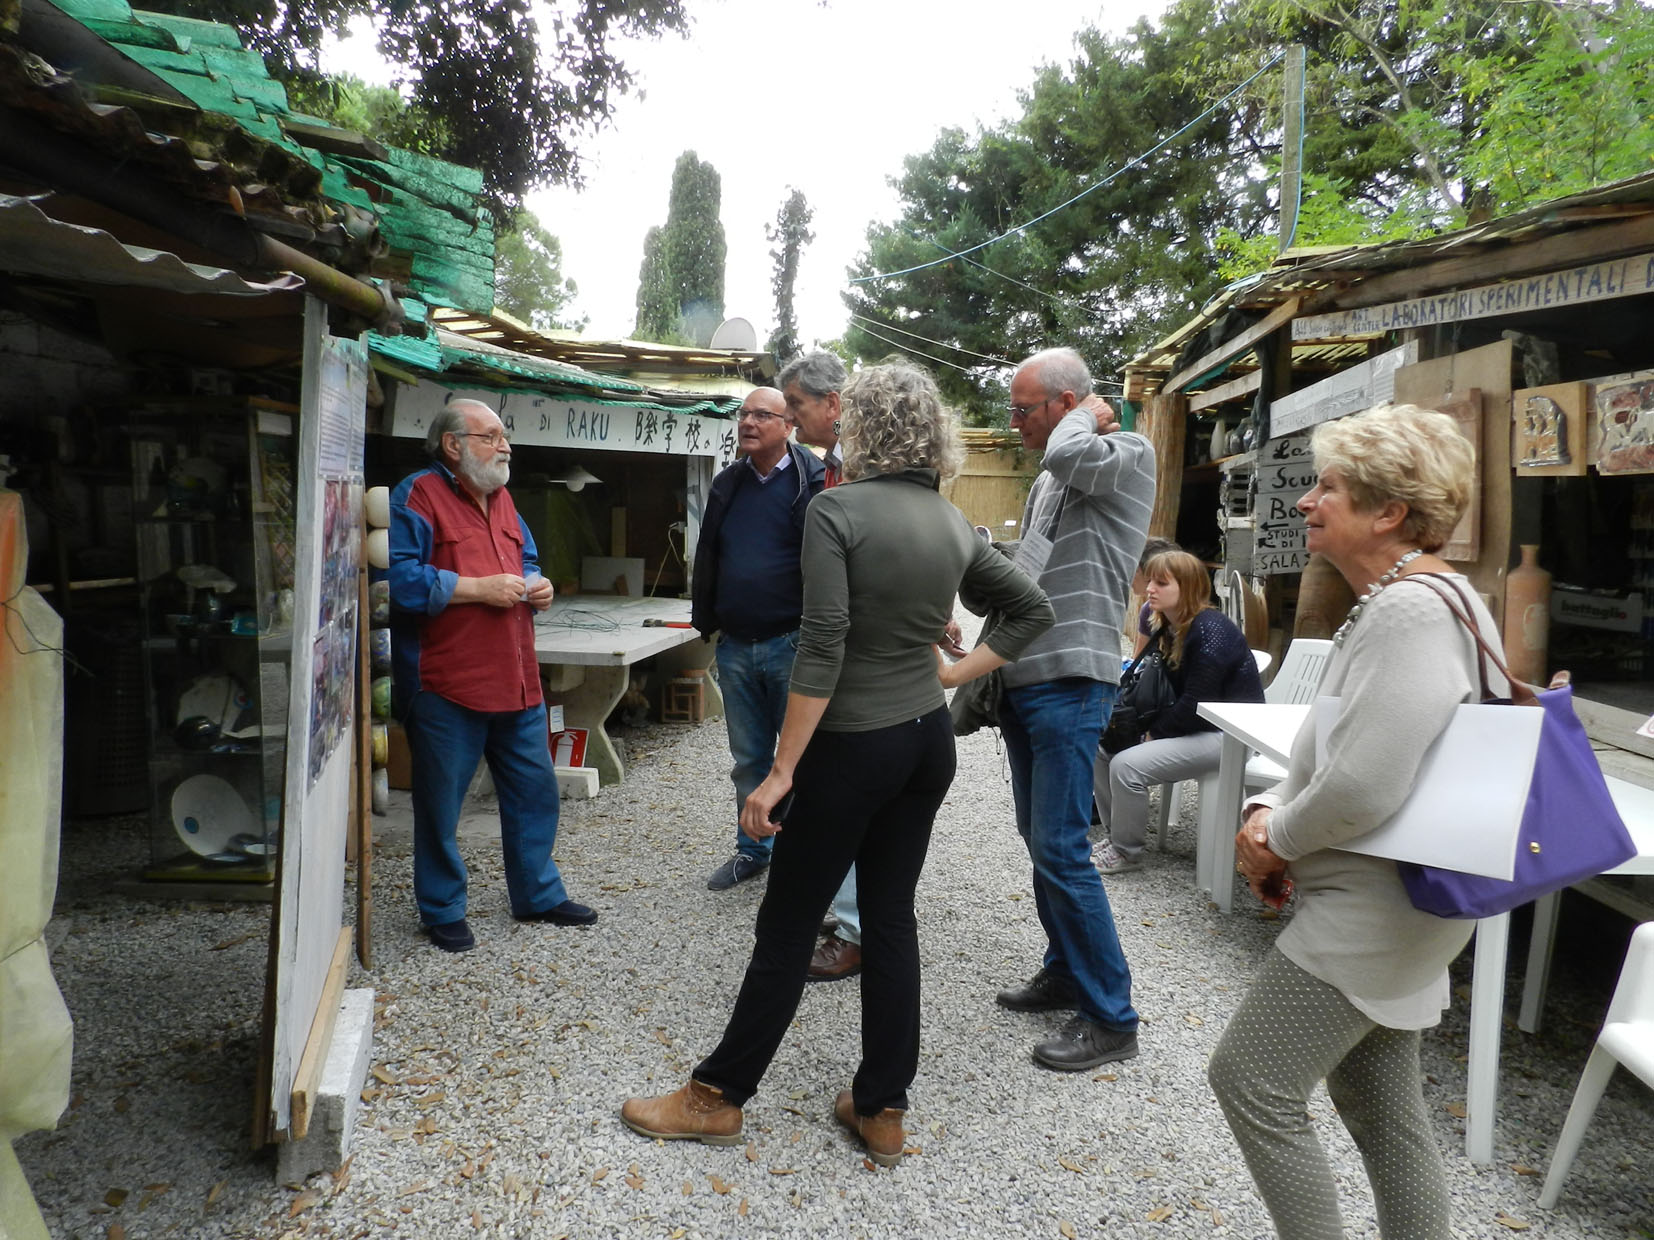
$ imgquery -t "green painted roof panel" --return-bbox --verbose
[50,0,138,24]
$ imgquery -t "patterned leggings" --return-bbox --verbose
[1207,949,1452,1240]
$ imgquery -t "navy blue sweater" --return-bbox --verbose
[1154,608,1265,736]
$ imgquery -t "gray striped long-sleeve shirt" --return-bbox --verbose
[994,408,1156,689]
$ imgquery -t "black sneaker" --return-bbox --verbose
[1032,1016,1139,1071]
[425,918,475,952]
[706,854,769,891]
[515,899,598,926]
[996,966,1079,1012]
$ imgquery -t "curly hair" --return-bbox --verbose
[1311,403,1475,552]
[1142,549,1214,669]
[839,362,964,483]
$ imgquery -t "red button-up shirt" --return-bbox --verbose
[387,464,543,713]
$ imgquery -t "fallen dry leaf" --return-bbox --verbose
[1211,1207,1225,1226]
[104,1190,128,1208]
[1059,1222,1077,1239]
[372,1066,397,1085]
[1445,1102,1468,1118]
[1184,1015,1205,1027]
[1511,1163,1540,1176]
[744,1143,758,1162]
[902,1144,922,1156]
[1058,1157,1084,1174]
[682,1180,693,1196]
[288,1190,321,1217]
[671,1230,687,1239]
[591,1168,610,1184]
[107,1226,125,1240]
[210,932,259,951]
[398,1181,429,1198]
[862,1158,876,1172]
[768,1167,798,1176]
[624,1174,644,1191]
[738,1198,749,1217]
[204,1180,228,1211]
[1493,1212,1531,1231]
[472,1209,483,1229]
[1145,1205,1174,1222]
[708,1175,732,1196]
[1093,1073,1118,1083]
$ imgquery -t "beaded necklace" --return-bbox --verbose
[1330,548,1426,647]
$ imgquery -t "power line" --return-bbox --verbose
[848,314,1014,366]
[851,51,1285,286]
[852,324,987,378]
[923,239,1068,303]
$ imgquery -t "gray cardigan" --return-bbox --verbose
[989,409,1156,689]
[1255,575,1507,1001]
[789,469,1053,732]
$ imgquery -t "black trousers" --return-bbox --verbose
[695,706,956,1113]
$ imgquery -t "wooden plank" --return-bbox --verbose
[289,927,352,1142]
[1305,211,1654,315]
[355,561,373,969]
[1187,369,1262,412]
[1164,298,1300,396]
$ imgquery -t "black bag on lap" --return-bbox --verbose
[1102,636,1178,755]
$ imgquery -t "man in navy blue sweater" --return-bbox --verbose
[690,387,826,890]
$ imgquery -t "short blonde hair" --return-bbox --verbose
[1311,403,1475,552]
[839,362,964,483]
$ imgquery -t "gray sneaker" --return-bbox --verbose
[1095,841,1140,875]
[707,854,769,891]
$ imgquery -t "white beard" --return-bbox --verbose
[456,452,509,495]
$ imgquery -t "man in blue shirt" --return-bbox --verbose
[690,387,826,890]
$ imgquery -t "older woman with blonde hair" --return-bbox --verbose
[622,362,1053,1167]
[1210,403,1500,1238]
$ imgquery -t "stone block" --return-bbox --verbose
[276,987,374,1184]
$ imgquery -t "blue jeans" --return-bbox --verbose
[1000,678,1139,1032]
[404,691,568,925]
[715,630,798,861]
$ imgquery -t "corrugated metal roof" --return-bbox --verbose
[0,191,303,293]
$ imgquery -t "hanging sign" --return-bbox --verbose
[390,382,739,469]
[1293,251,1654,341]
[1252,432,1315,575]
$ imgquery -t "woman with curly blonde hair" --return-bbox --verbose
[622,362,1053,1166]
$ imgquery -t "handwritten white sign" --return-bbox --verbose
[1294,252,1654,341]
[390,381,740,469]
[1252,432,1315,575]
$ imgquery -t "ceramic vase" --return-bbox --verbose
[1295,554,1357,640]
[1503,544,1552,686]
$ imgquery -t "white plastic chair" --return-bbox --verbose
[1539,921,1654,1208]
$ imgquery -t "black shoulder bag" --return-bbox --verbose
[1101,633,1178,755]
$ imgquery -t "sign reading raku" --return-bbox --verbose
[391,382,739,469]
[1252,432,1316,576]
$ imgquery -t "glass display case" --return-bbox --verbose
[129,398,297,882]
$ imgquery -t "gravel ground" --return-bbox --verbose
[17,670,1654,1239]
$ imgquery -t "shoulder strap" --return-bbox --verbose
[1390,573,1535,705]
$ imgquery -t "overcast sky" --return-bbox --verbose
[326,0,1169,350]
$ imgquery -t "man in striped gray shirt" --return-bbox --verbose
[984,347,1156,1071]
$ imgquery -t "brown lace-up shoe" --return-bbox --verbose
[834,1090,906,1167]
[807,934,862,982]
[620,1080,743,1146]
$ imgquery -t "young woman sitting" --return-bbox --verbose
[1092,549,1264,874]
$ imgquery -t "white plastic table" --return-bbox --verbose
[532,595,718,787]
[1195,700,1654,1165]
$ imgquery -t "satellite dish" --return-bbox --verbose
[709,317,758,351]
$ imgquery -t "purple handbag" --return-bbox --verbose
[1394,575,1634,920]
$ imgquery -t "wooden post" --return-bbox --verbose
[1280,45,1306,252]
[1142,392,1188,542]
[355,558,373,969]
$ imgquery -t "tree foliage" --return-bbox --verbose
[632,150,726,345]
[765,188,815,362]
[140,0,691,218]
[845,0,1654,424]
[493,211,586,332]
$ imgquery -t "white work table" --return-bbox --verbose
[532,595,720,787]
[1195,698,1654,1166]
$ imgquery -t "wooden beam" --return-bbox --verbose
[1187,370,1262,412]
[1142,392,1187,541]
[1164,298,1300,395]
[288,927,352,1142]
[1304,211,1654,314]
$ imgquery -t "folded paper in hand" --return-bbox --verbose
[1315,695,1544,879]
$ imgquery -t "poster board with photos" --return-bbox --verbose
[265,297,367,1139]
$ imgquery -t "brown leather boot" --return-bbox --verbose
[621,1080,743,1145]
[834,1090,906,1167]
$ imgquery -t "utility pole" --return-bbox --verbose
[1279,44,1306,254]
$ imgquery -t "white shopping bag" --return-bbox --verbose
[1314,695,1543,879]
